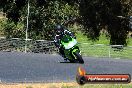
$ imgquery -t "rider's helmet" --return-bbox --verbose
[55,24,64,34]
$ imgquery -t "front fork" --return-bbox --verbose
[71,46,81,59]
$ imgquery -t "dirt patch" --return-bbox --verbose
[0,82,78,88]
[0,82,131,88]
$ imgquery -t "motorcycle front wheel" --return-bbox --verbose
[74,51,84,64]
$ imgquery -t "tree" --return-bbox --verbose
[79,0,131,45]
[0,0,79,40]
[0,0,131,45]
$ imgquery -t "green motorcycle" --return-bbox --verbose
[60,35,84,64]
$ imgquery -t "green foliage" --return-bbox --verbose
[0,19,6,36]
[26,0,78,40]
[79,0,131,45]
[0,0,131,45]
[0,0,79,40]
[3,20,24,38]
[1,0,27,23]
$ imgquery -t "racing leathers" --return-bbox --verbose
[54,29,76,59]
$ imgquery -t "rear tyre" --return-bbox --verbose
[74,51,84,64]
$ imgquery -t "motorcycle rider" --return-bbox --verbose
[54,24,76,60]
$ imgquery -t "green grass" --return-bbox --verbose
[62,84,132,88]
[76,31,110,45]
[127,37,132,46]
[76,31,132,59]
[109,46,132,59]
[26,86,33,88]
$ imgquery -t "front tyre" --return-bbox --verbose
[74,51,84,64]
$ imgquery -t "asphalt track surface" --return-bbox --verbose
[0,52,132,83]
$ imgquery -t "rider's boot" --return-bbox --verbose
[58,51,68,61]
[60,52,68,61]
[58,47,68,61]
